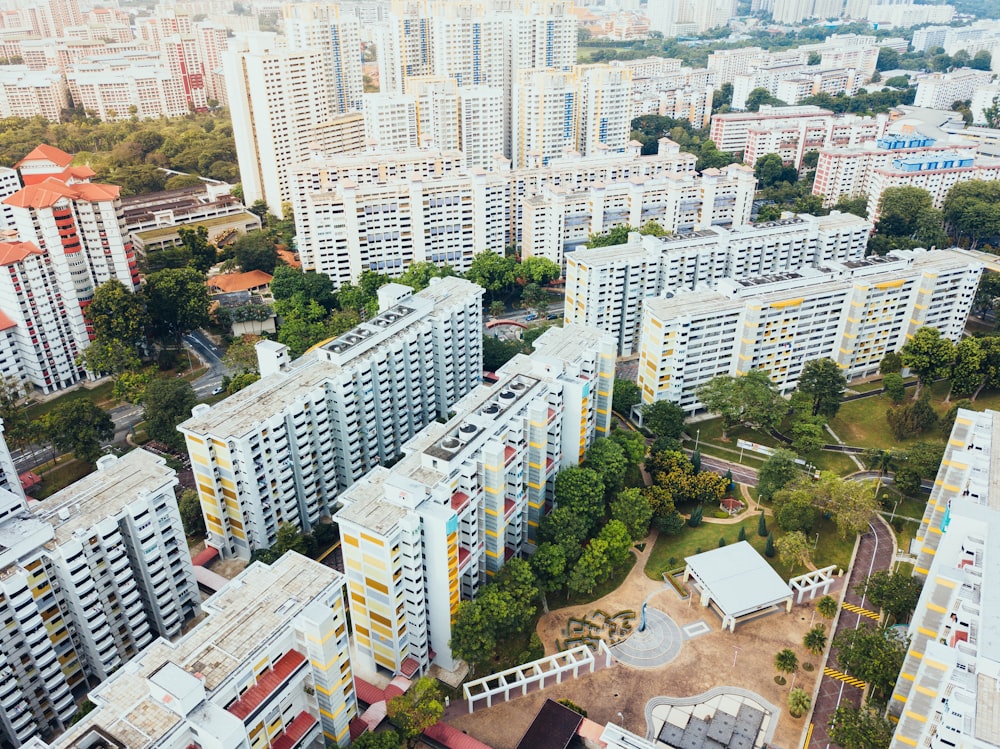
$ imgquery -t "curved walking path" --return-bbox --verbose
[807,516,895,749]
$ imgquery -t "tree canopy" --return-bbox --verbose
[697,370,782,437]
[797,357,846,418]
[143,378,197,450]
[41,400,114,463]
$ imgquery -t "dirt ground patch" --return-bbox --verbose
[446,531,844,749]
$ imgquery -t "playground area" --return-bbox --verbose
[447,531,843,749]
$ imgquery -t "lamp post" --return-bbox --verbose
[695,428,701,451]
[890,499,900,523]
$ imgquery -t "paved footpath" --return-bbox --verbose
[808,518,895,749]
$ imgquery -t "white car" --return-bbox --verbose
[211,386,224,396]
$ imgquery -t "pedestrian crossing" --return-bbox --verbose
[823,667,866,689]
[841,601,879,620]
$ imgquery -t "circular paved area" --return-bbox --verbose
[610,608,682,668]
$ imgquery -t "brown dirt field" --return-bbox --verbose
[445,531,845,749]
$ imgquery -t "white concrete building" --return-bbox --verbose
[179,278,484,559]
[291,143,699,286]
[636,248,982,411]
[521,163,757,267]
[565,212,872,355]
[0,67,67,121]
[283,3,364,115]
[887,408,1000,749]
[914,69,997,111]
[576,64,633,158]
[363,93,419,151]
[866,2,955,29]
[336,324,615,677]
[2,145,139,394]
[744,112,889,169]
[28,552,357,749]
[710,105,834,155]
[0,449,200,749]
[65,52,191,121]
[224,34,334,215]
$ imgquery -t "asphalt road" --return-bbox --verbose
[13,332,230,472]
[697,453,759,486]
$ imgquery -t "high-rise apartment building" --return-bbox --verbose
[914,69,995,110]
[1,145,139,394]
[224,34,334,214]
[0,67,67,121]
[30,552,357,749]
[336,323,615,677]
[743,112,889,169]
[636,248,982,411]
[65,51,195,121]
[363,93,419,151]
[512,68,579,167]
[565,212,872,355]
[888,408,1000,749]
[179,278,484,559]
[283,3,364,115]
[0,449,199,749]
[710,105,835,155]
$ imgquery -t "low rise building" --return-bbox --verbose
[336,324,615,677]
[565,212,871,355]
[710,105,834,155]
[179,278,484,559]
[744,112,888,169]
[636,248,982,411]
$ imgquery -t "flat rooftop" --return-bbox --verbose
[685,541,792,619]
[51,553,343,749]
[38,450,175,546]
[335,468,409,533]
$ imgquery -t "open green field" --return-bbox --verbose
[643,511,855,583]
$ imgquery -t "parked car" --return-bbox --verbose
[546,312,560,320]
[211,386,225,396]
[525,313,538,321]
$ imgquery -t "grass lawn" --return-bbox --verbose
[34,458,95,499]
[26,380,117,421]
[644,514,855,583]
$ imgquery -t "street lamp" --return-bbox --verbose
[695,428,701,451]
[890,499,900,523]
[813,532,820,550]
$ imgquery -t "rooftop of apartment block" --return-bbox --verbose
[179,277,481,438]
[335,467,410,534]
[37,449,175,546]
[50,553,342,749]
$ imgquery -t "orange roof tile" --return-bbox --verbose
[0,310,15,332]
[4,178,119,209]
[277,249,301,268]
[0,241,42,265]
[208,270,273,294]
[16,144,74,169]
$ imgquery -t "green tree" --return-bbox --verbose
[483,336,525,371]
[519,282,548,315]
[583,438,628,492]
[900,326,955,399]
[882,372,906,403]
[775,530,812,570]
[833,194,869,217]
[144,267,210,342]
[697,370,781,437]
[178,488,206,537]
[764,531,775,557]
[610,488,653,541]
[223,334,262,373]
[269,266,336,311]
[942,180,1000,249]
[450,599,496,674]
[232,231,278,273]
[828,706,895,749]
[179,226,216,272]
[0,378,33,450]
[387,676,444,749]
[598,519,633,569]
[642,399,685,438]
[465,251,517,298]
[613,379,641,416]
[488,300,506,318]
[687,503,703,528]
[42,400,114,463]
[758,448,801,502]
[804,624,828,655]
[816,595,838,620]
[757,510,768,537]
[518,256,561,284]
[537,506,589,562]
[773,483,818,533]
[857,570,922,622]
[880,351,903,374]
[798,357,846,418]
[395,261,456,291]
[610,427,646,466]
[227,372,260,394]
[585,224,632,248]
[352,730,403,749]
[554,467,606,533]
[82,279,150,379]
[834,624,907,704]
[791,416,826,461]
[949,337,985,400]
[971,50,992,70]
[774,648,799,679]
[557,699,588,717]
[876,46,899,71]
[143,378,197,450]
[745,87,786,111]
[787,688,811,719]
[567,537,613,596]
[870,186,947,255]
[529,542,567,612]
[886,393,939,440]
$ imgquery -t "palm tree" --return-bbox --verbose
[864,448,898,493]
[803,625,827,656]
[774,648,799,684]
[787,688,811,718]
[816,594,838,621]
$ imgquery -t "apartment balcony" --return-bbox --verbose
[226,649,306,721]
[270,711,319,749]
[451,491,472,514]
